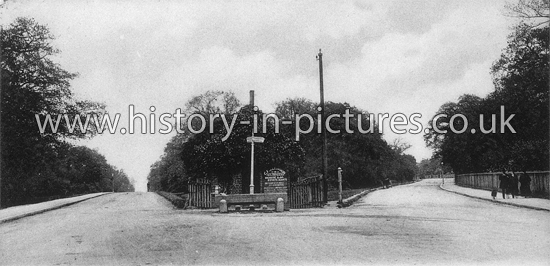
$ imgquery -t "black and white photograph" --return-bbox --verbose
[0,0,549,265]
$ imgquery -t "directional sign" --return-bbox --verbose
[246,136,265,143]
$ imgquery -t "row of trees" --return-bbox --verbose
[424,0,549,174]
[417,157,453,177]
[148,91,418,193]
[1,18,134,207]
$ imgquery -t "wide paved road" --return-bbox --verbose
[1,179,549,265]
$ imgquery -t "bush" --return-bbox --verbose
[156,191,187,209]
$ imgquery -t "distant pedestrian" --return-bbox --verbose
[499,170,509,199]
[509,172,519,199]
[383,178,390,189]
[519,171,532,197]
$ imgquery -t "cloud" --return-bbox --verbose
[1,0,513,191]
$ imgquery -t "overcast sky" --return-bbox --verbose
[1,0,518,191]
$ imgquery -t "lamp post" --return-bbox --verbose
[338,167,343,203]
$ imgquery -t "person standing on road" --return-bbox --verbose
[383,177,390,189]
[499,170,509,199]
[509,171,519,199]
[519,171,532,197]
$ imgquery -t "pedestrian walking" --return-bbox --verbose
[499,170,509,199]
[519,171,532,197]
[383,177,390,189]
[509,171,519,199]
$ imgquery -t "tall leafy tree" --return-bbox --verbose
[276,98,417,188]
[1,18,130,207]
[148,90,244,192]
[425,2,549,173]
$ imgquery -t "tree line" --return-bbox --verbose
[1,18,134,208]
[148,91,418,193]
[424,0,549,174]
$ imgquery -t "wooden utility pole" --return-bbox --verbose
[317,49,328,203]
[0,26,3,209]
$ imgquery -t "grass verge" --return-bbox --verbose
[156,191,187,209]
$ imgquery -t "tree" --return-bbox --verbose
[147,133,188,192]
[505,0,549,29]
[275,98,417,187]
[185,90,241,114]
[424,5,549,173]
[148,90,243,192]
[180,104,305,193]
[1,18,125,207]
[417,157,453,177]
[151,93,420,193]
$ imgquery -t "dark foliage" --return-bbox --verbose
[424,23,549,173]
[1,18,134,207]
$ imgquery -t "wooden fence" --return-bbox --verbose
[455,171,550,199]
[187,175,326,209]
[288,176,324,209]
[188,178,215,208]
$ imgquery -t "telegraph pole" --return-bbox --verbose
[0,25,3,209]
[317,49,328,203]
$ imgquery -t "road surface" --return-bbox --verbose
[1,179,549,265]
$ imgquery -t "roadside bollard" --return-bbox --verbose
[220,199,228,213]
[275,198,284,212]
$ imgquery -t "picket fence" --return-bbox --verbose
[288,176,324,209]
[188,178,215,208]
[187,176,325,209]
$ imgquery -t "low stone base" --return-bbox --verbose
[215,193,288,212]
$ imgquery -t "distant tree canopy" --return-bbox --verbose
[148,92,418,193]
[1,18,134,207]
[424,3,549,174]
[275,98,417,188]
[417,157,453,177]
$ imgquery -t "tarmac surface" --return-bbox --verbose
[439,178,550,211]
[0,179,548,265]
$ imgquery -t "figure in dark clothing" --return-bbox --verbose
[519,171,532,197]
[509,172,519,199]
[383,178,391,189]
[499,171,509,199]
